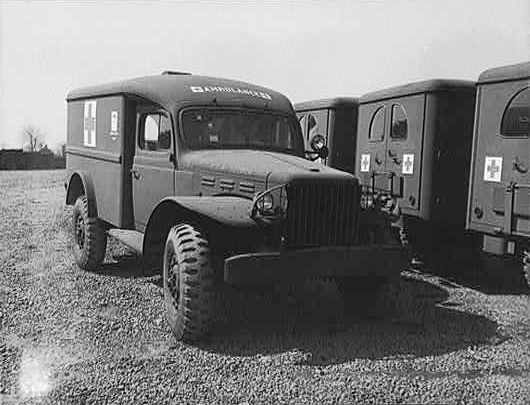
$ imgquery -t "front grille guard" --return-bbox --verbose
[283,180,359,248]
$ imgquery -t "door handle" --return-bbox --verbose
[388,150,402,164]
[513,157,528,174]
[131,168,141,180]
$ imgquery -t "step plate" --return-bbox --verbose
[108,229,144,255]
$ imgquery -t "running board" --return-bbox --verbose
[108,229,144,255]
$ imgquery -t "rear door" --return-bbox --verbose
[470,83,530,237]
[132,108,175,231]
[385,96,425,211]
[356,103,388,191]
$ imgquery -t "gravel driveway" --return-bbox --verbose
[1,170,529,404]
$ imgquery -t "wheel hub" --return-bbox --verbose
[166,251,180,308]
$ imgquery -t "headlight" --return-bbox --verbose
[251,184,288,219]
[258,193,274,212]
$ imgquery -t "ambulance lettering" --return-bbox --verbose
[189,86,272,100]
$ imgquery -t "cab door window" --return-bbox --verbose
[139,112,171,151]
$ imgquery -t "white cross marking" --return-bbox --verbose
[360,154,370,172]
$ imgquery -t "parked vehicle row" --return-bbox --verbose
[295,61,530,285]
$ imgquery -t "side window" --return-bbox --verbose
[307,110,328,142]
[390,104,408,140]
[139,112,171,151]
[500,87,529,137]
[297,113,308,141]
[369,106,385,142]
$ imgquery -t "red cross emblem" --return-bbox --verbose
[486,160,500,179]
[404,156,413,171]
[402,154,414,174]
[360,154,370,172]
[84,102,96,132]
[483,156,502,182]
[84,101,97,146]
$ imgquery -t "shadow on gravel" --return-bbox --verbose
[200,275,503,365]
[92,247,162,287]
[422,257,530,295]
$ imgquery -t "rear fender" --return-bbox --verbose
[65,171,97,217]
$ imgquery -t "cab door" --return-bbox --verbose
[132,108,175,231]
[384,96,425,212]
[470,84,530,237]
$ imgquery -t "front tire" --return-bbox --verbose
[523,249,530,288]
[72,195,107,270]
[163,224,215,341]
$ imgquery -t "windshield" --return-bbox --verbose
[181,109,304,155]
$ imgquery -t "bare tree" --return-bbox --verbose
[20,125,46,152]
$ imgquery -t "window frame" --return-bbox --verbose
[137,109,173,153]
[389,103,408,142]
[499,86,530,139]
[368,105,386,143]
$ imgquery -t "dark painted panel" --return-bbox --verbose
[357,88,476,225]
[66,96,125,227]
[467,80,530,237]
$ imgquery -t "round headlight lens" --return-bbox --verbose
[259,193,274,212]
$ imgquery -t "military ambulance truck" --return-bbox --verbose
[294,98,359,173]
[466,62,530,285]
[65,72,405,341]
[355,80,477,266]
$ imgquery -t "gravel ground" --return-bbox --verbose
[0,170,529,404]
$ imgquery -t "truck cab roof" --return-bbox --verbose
[294,97,359,111]
[477,61,530,84]
[67,73,294,113]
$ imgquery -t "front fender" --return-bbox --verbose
[142,196,258,260]
[162,196,256,227]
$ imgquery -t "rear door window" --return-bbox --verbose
[369,106,386,142]
[500,87,529,137]
[390,104,408,140]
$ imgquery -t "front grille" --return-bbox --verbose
[284,179,359,248]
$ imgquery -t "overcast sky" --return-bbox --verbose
[0,0,528,150]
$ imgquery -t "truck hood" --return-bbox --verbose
[179,149,354,186]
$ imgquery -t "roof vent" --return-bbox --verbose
[161,70,191,76]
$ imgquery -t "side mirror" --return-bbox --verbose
[309,134,329,160]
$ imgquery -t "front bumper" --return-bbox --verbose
[224,244,406,285]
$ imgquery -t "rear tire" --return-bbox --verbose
[163,224,215,341]
[72,195,107,270]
